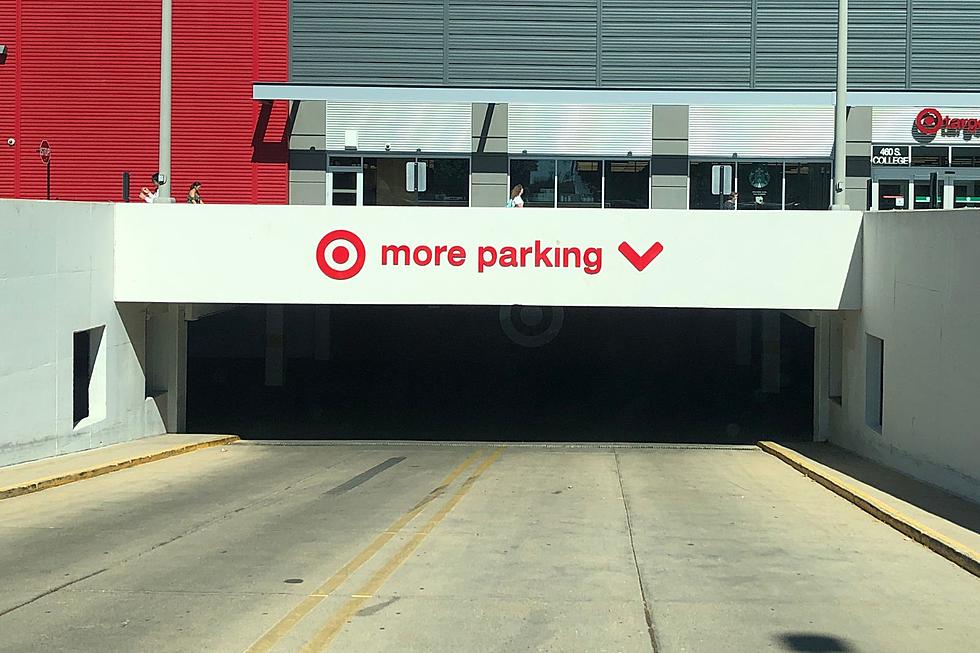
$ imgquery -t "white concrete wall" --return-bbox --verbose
[829,209,980,502]
[0,200,166,467]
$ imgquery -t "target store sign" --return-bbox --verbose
[113,205,863,310]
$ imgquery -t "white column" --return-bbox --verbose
[265,305,285,387]
[314,306,331,361]
[761,311,781,394]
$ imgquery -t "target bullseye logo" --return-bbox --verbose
[316,230,365,280]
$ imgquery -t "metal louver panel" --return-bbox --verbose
[755,0,837,89]
[290,0,446,85]
[689,106,834,158]
[873,106,980,145]
[910,1,980,89]
[508,105,653,157]
[325,102,472,153]
[849,0,908,89]
[448,1,598,87]
[601,0,752,89]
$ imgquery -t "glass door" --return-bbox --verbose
[876,180,908,210]
[328,157,363,206]
[912,177,944,209]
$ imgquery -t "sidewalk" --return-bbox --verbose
[0,434,239,500]
[760,440,980,577]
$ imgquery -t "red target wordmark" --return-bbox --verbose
[316,230,365,280]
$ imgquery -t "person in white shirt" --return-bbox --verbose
[139,176,160,203]
[508,184,525,208]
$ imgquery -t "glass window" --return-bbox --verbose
[418,158,469,206]
[689,162,733,209]
[913,179,943,209]
[911,146,949,167]
[604,161,649,209]
[951,147,980,167]
[557,160,601,208]
[738,162,783,210]
[363,157,416,206]
[877,180,907,210]
[509,159,556,207]
[329,156,361,167]
[784,163,831,210]
[954,180,980,208]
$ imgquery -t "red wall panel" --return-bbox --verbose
[172,0,289,205]
[1,0,288,204]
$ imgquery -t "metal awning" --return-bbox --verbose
[253,84,980,108]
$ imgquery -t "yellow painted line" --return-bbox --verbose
[244,448,488,653]
[758,441,980,578]
[299,447,505,653]
[0,436,240,501]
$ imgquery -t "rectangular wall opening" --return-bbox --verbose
[829,319,843,405]
[73,326,107,427]
[865,333,884,433]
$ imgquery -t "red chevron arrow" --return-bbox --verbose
[619,242,664,272]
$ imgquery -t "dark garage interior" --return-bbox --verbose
[187,305,814,443]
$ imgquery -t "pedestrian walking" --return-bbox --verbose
[187,181,203,204]
[724,191,738,210]
[507,184,525,208]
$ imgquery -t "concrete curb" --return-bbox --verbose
[758,441,979,578]
[0,435,240,501]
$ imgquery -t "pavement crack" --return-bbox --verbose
[0,567,108,619]
[614,451,661,653]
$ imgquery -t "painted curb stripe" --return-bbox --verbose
[0,436,240,501]
[758,441,979,578]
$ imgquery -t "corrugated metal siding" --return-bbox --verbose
[0,0,16,198]
[448,1,598,87]
[509,105,652,156]
[325,102,471,153]
[872,106,980,145]
[755,0,836,89]
[600,0,752,89]
[849,0,908,89]
[910,0,980,89]
[689,106,833,158]
[173,0,290,205]
[291,0,446,85]
[9,1,161,201]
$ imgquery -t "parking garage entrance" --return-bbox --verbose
[185,305,814,444]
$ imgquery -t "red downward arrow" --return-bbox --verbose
[619,242,664,272]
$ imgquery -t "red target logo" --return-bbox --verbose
[316,230,366,280]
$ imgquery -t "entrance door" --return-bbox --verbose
[328,157,363,206]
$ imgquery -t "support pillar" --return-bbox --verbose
[761,311,781,394]
[265,305,285,387]
[812,312,832,441]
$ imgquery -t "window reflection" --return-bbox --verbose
[557,160,601,208]
[605,161,649,208]
[509,159,556,207]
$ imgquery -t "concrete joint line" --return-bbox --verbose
[757,441,980,579]
[0,436,240,501]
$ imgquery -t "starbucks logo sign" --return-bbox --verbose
[749,166,771,189]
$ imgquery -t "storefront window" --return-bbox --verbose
[951,147,980,167]
[418,158,469,206]
[510,159,556,207]
[604,161,649,208]
[954,180,980,208]
[785,163,831,210]
[914,180,943,209]
[911,146,949,167]
[689,162,732,209]
[877,181,907,210]
[362,157,469,206]
[738,163,782,210]
[557,160,601,208]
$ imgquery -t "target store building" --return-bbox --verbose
[2,2,980,504]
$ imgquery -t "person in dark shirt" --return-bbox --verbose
[187,181,203,204]
[723,191,738,210]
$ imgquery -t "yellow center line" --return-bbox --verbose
[299,447,505,653]
[243,448,488,653]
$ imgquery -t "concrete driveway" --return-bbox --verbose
[0,443,976,652]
